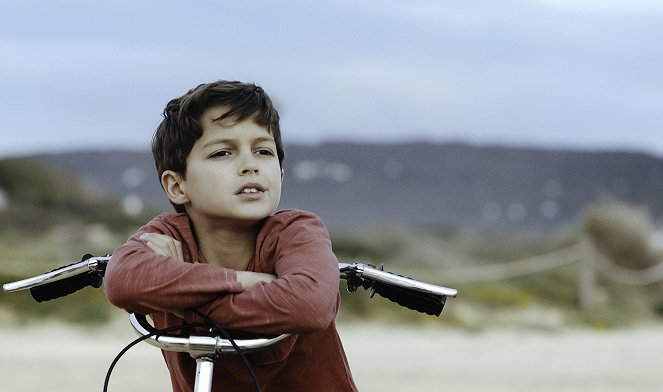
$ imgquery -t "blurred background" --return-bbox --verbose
[2,1,663,391]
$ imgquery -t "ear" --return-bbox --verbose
[161,170,190,207]
[281,169,285,183]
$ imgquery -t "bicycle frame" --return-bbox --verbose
[3,255,457,391]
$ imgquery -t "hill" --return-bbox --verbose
[4,142,663,328]
[28,142,663,233]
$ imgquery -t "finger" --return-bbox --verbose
[167,238,183,262]
[141,233,168,252]
[142,233,173,250]
[145,239,168,256]
[174,240,184,262]
[140,233,182,259]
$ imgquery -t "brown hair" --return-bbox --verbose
[152,80,285,212]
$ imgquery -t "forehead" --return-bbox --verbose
[200,105,245,126]
[197,105,273,142]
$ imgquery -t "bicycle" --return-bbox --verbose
[3,254,457,392]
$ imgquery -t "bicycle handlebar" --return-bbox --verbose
[339,262,458,297]
[129,313,291,357]
[3,255,457,317]
[339,262,456,316]
[3,255,110,293]
[3,255,110,302]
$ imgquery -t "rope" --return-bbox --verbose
[440,245,582,284]
[396,242,663,287]
[394,245,582,285]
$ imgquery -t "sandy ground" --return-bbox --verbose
[1,318,662,392]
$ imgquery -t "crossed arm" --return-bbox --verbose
[104,212,340,335]
[140,232,276,289]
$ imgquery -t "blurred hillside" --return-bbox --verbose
[2,142,663,328]
[28,142,663,233]
[0,158,152,262]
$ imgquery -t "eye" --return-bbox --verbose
[209,150,231,159]
[255,148,275,156]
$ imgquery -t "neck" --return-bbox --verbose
[191,219,259,270]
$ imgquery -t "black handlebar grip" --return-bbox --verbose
[29,254,104,302]
[371,282,446,317]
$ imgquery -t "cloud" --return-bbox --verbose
[1,0,662,156]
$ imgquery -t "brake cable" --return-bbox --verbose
[103,315,263,392]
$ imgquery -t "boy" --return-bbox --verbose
[104,80,357,391]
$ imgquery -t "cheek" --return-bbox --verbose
[269,167,284,187]
[184,169,230,198]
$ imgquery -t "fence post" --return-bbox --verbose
[578,236,596,315]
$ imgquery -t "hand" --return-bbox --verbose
[139,233,275,288]
[140,233,184,261]
[236,271,277,289]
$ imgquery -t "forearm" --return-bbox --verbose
[104,240,243,315]
[184,262,340,335]
[183,210,343,334]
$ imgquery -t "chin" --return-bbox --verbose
[233,210,275,223]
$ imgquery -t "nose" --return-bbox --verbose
[241,167,259,175]
[239,154,260,175]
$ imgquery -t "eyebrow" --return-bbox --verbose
[201,136,276,150]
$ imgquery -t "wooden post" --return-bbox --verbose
[578,236,596,315]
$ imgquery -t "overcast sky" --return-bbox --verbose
[1,0,662,157]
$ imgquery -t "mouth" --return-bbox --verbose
[236,183,267,195]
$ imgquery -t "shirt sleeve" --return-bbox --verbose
[104,214,244,315]
[183,211,340,335]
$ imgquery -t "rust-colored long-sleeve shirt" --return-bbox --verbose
[104,209,357,391]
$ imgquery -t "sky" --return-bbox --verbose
[1,0,662,157]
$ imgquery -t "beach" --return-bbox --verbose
[1,317,662,391]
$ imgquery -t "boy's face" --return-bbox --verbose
[166,105,282,226]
